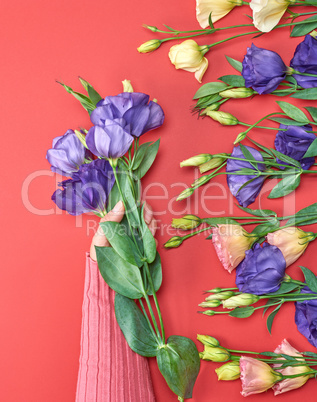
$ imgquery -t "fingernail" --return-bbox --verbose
[113,200,124,213]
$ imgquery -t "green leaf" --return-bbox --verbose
[262,298,282,315]
[276,101,309,123]
[270,148,302,168]
[100,221,142,267]
[291,88,317,100]
[300,266,317,293]
[147,253,163,295]
[119,171,140,228]
[260,352,279,357]
[115,294,159,357]
[218,74,245,87]
[236,204,277,218]
[239,144,260,169]
[284,76,297,86]
[134,139,160,179]
[225,56,243,73]
[195,94,222,109]
[268,174,301,199]
[208,12,215,30]
[156,336,200,399]
[229,306,255,318]
[273,89,296,97]
[266,304,282,335]
[140,205,157,264]
[270,117,305,126]
[291,15,317,37]
[78,77,103,105]
[267,282,299,296]
[251,219,280,236]
[57,81,96,112]
[305,106,317,123]
[202,217,237,226]
[193,82,229,99]
[287,203,317,225]
[248,137,274,157]
[132,142,153,170]
[303,138,317,158]
[96,247,145,299]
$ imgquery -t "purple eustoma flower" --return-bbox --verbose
[90,92,164,137]
[46,130,92,176]
[295,286,317,347]
[86,119,134,159]
[52,159,114,216]
[226,145,266,208]
[236,243,286,295]
[86,92,164,159]
[291,35,317,89]
[275,124,316,170]
[242,44,287,94]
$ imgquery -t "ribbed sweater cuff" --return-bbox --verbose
[75,253,155,402]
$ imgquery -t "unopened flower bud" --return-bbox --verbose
[205,287,223,293]
[234,132,247,144]
[197,334,220,347]
[215,361,241,381]
[143,24,158,32]
[74,129,88,149]
[222,293,259,309]
[219,87,254,99]
[199,300,222,308]
[164,236,183,249]
[172,215,201,230]
[137,39,161,53]
[122,79,134,92]
[180,154,212,167]
[200,346,231,362]
[200,103,220,114]
[310,30,317,39]
[283,274,292,283]
[191,175,211,187]
[205,111,238,126]
[201,310,216,316]
[176,187,194,201]
[199,154,229,173]
[206,291,235,301]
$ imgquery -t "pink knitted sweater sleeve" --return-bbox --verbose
[76,253,156,402]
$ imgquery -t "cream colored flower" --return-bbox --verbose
[266,227,314,267]
[212,224,253,273]
[196,0,243,28]
[250,0,294,33]
[168,40,209,82]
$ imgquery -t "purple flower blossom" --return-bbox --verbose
[295,286,317,347]
[291,35,317,89]
[235,243,286,295]
[242,44,287,94]
[226,145,266,207]
[46,130,92,176]
[52,159,114,215]
[275,124,316,170]
[86,92,164,159]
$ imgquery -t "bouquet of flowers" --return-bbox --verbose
[46,79,200,401]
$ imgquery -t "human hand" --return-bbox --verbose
[90,200,157,261]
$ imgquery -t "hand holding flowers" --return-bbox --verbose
[47,79,200,400]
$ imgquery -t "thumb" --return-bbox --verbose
[100,200,125,224]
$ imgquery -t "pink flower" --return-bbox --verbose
[266,227,314,267]
[272,339,313,395]
[212,224,253,273]
[240,356,280,397]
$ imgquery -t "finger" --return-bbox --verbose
[148,217,157,237]
[143,201,153,225]
[101,200,125,223]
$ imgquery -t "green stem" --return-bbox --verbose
[139,298,160,343]
[237,112,285,137]
[143,291,163,343]
[144,261,166,344]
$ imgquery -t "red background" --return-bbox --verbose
[2,0,317,401]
